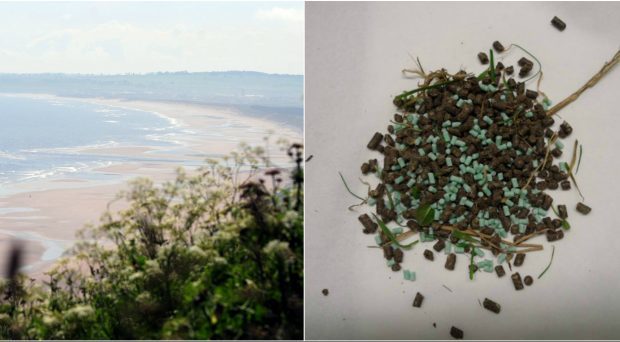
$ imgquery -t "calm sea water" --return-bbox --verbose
[0,95,183,188]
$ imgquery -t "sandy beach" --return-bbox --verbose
[0,95,302,277]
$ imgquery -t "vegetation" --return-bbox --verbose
[0,141,304,339]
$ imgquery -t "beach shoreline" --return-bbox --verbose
[0,94,302,277]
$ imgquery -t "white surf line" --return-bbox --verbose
[0,229,73,271]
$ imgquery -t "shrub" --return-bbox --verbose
[0,141,303,339]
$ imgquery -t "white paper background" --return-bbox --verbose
[305,1,620,340]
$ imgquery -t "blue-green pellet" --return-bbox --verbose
[511,178,519,188]
[375,235,382,245]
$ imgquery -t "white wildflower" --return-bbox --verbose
[0,313,9,324]
[282,211,300,228]
[189,245,207,259]
[263,240,290,255]
[136,291,153,304]
[65,305,94,319]
[129,271,143,281]
[214,256,228,265]
[42,315,58,326]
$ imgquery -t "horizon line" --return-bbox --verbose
[0,70,303,77]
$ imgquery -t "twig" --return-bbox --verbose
[567,140,585,201]
[547,49,620,116]
[524,133,558,189]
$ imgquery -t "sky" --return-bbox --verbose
[0,2,303,75]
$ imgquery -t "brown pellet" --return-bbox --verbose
[514,253,526,267]
[391,263,401,272]
[519,63,533,77]
[551,16,567,31]
[483,298,501,314]
[412,292,424,308]
[558,204,568,219]
[450,326,464,339]
[382,245,394,260]
[518,57,533,67]
[367,132,383,150]
[511,272,524,290]
[361,162,370,174]
[445,253,456,271]
[495,265,506,278]
[492,41,505,52]
[525,89,538,99]
[546,229,564,242]
[560,180,571,190]
[433,239,446,252]
[322,288,329,296]
[393,248,404,263]
[560,121,573,137]
[576,202,592,215]
[478,52,489,64]
[358,213,378,234]
[524,275,534,286]
[505,65,514,75]
[424,249,434,261]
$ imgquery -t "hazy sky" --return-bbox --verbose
[0,2,303,75]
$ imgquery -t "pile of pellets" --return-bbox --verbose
[357,41,592,289]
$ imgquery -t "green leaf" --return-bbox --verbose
[562,220,570,230]
[415,204,435,226]
[411,186,421,200]
[136,255,147,267]
[373,213,419,249]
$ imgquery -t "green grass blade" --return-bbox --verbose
[451,229,480,244]
[469,251,475,280]
[373,213,419,249]
[338,171,366,201]
[394,80,458,101]
[538,245,556,279]
[489,49,496,82]
[576,144,583,174]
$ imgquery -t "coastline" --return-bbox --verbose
[0,94,302,277]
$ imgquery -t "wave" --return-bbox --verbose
[0,150,25,160]
[20,141,120,154]
[15,160,113,183]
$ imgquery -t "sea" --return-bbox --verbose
[0,94,189,195]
